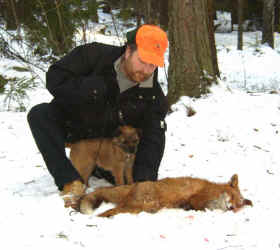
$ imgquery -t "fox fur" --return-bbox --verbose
[79,174,252,217]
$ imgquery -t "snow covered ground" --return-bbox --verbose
[1,27,280,249]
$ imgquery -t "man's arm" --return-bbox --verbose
[46,43,111,106]
[133,121,166,182]
[133,99,168,182]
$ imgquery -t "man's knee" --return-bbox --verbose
[27,103,49,126]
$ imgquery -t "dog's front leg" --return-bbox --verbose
[124,163,134,184]
[112,164,125,185]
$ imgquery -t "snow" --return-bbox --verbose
[1,27,280,249]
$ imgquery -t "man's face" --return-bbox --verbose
[122,47,157,83]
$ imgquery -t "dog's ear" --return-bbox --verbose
[112,127,122,137]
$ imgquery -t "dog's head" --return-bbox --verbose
[112,126,141,154]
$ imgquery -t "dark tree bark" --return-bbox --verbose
[275,0,280,27]
[142,0,153,24]
[262,0,275,48]
[208,0,220,78]
[133,0,167,27]
[238,0,244,50]
[159,0,169,30]
[167,0,219,105]
[142,0,160,24]
[134,0,143,27]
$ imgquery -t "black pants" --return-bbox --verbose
[27,103,82,190]
[27,103,119,190]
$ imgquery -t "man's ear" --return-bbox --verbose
[124,46,131,60]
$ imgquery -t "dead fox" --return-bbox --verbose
[79,174,252,217]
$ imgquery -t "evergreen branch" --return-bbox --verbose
[0,27,46,72]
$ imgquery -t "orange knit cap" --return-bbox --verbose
[135,25,168,67]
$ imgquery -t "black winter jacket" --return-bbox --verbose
[46,42,168,182]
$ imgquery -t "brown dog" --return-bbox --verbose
[65,125,140,186]
[79,174,252,217]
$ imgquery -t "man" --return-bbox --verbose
[27,24,169,209]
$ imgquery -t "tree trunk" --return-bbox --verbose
[134,0,143,27]
[4,0,16,30]
[167,0,219,105]
[143,0,152,23]
[238,0,244,50]
[9,0,20,36]
[120,0,128,9]
[142,0,159,24]
[262,0,275,48]
[159,0,169,30]
[37,0,61,55]
[208,0,220,77]
[55,0,66,46]
[275,0,280,28]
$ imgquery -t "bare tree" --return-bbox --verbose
[167,0,219,105]
[9,0,21,37]
[142,0,153,23]
[55,0,66,44]
[159,0,169,29]
[238,0,244,50]
[275,0,280,30]
[262,0,275,48]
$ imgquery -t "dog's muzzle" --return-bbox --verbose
[122,145,138,154]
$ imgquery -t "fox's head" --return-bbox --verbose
[206,174,253,212]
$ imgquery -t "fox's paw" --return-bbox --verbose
[79,194,103,215]
[79,196,95,214]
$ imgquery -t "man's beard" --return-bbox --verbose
[130,71,151,83]
[122,58,152,83]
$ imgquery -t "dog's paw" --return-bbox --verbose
[61,193,81,210]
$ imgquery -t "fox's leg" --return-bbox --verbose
[79,185,133,214]
[177,200,194,211]
[188,192,231,211]
[187,193,210,211]
[98,207,143,217]
[79,193,104,214]
[98,198,162,217]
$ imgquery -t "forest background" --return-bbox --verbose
[0,0,279,110]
